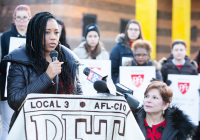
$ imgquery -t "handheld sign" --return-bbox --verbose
[168,74,199,125]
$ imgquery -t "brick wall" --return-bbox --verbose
[0,0,200,60]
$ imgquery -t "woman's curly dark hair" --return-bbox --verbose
[26,12,74,94]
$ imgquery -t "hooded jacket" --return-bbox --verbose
[110,34,134,83]
[0,23,26,101]
[135,107,195,140]
[73,41,109,60]
[132,58,163,81]
[161,54,198,83]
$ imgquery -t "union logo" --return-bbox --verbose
[131,75,144,88]
[178,82,190,94]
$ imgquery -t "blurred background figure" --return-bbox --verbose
[110,19,144,83]
[73,23,109,60]
[56,19,71,49]
[161,39,198,84]
[133,81,195,139]
[131,39,163,81]
[0,5,32,140]
[195,49,200,73]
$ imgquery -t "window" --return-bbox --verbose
[82,14,97,37]
[120,19,130,33]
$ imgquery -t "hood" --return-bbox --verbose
[132,59,161,70]
[115,33,125,43]
[165,106,196,139]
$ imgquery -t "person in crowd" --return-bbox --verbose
[131,39,163,81]
[195,49,200,73]
[161,39,198,83]
[73,23,109,60]
[110,19,144,83]
[0,5,32,139]
[56,19,71,49]
[3,12,82,130]
[132,81,195,139]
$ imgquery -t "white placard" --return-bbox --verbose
[199,74,200,121]
[78,59,112,95]
[168,74,199,125]
[7,94,145,140]
[4,37,26,97]
[119,66,155,105]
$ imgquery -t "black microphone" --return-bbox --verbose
[93,80,139,110]
[83,67,108,83]
[93,80,110,93]
[50,50,59,94]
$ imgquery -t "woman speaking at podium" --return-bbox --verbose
[3,12,82,129]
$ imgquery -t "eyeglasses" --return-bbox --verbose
[128,28,140,32]
[134,53,149,58]
[14,17,29,22]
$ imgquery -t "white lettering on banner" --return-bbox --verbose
[23,95,140,140]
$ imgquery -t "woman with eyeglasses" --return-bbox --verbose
[161,40,198,83]
[110,19,144,84]
[131,39,163,81]
[0,5,31,140]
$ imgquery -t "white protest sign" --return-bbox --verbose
[4,37,26,97]
[7,94,145,140]
[78,59,112,95]
[168,74,199,125]
[199,74,200,121]
[119,66,155,105]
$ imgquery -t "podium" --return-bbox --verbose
[7,94,144,140]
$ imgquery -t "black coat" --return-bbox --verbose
[3,44,82,128]
[135,107,195,140]
[0,23,26,101]
[161,54,198,83]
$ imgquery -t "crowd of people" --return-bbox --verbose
[0,4,200,140]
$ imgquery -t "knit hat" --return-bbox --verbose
[85,23,100,38]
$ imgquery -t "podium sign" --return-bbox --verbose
[120,66,155,105]
[78,60,112,95]
[7,94,144,140]
[168,74,199,125]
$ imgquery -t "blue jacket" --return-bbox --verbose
[110,34,134,83]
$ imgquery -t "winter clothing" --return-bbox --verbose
[132,58,163,81]
[73,41,109,60]
[0,23,26,101]
[110,34,134,83]
[135,106,196,140]
[161,54,198,83]
[85,23,100,38]
[3,44,82,128]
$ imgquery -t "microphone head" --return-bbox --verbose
[83,67,91,76]
[50,50,58,58]
[93,80,110,93]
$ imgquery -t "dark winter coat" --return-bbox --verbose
[161,54,198,83]
[135,107,195,140]
[132,58,163,81]
[3,44,82,129]
[110,34,134,83]
[0,23,26,101]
